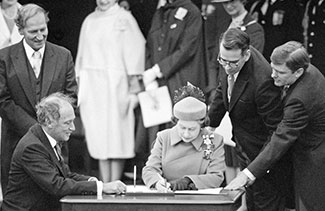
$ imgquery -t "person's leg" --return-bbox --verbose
[110,159,125,181]
[99,159,111,182]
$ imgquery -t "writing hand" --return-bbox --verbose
[155,178,171,192]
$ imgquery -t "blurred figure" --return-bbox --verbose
[201,0,231,61]
[0,3,78,195]
[0,0,23,49]
[76,0,145,182]
[1,93,126,211]
[248,0,304,61]
[142,84,225,191]
[302,0,325,76]
[142,0,208,155]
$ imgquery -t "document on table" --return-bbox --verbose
[125,185,174,196]
[175,188,224,195]
[126,185,224,195]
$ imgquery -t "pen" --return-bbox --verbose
[156,173,168,193]
[133,165,136,190]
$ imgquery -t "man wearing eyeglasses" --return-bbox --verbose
[208,28,293,210]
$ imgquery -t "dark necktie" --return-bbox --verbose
[54,143,64,162]
[227,74,235,99]
[281,85,289,100]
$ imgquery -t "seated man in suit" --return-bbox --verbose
[1,93,127,211]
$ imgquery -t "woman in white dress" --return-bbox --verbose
[0,0,22,49]
[76,0,145,182]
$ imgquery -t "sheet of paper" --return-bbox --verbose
[175,188,224,195]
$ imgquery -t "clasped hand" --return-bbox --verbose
[170,177,196,191]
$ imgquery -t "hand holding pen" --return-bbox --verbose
[155,173,171,193]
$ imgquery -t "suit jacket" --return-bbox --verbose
[208,47,292,196]
[0,40,78,194]
[209,47,282,163]
[248,65,325,211]
[207,12,264,101]
[1,124,96,211]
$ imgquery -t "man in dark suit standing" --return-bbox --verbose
[0,3,78,194]
[1,93,126,211]
[208,28,292,210]
[226,41,325,211]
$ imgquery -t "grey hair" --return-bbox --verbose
[36,93,74,126]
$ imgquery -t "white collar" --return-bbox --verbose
[42,127,57,149]
[23,39,45,61]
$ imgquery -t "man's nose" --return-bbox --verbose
[70,122,75,131]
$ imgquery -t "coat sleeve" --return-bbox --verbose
[21,143,97,197]
[186,134,226,189]
[142,134,165,188]
[62,49,78,109]
[208,81,227,128]
[122,13,145,76]
[248,98,308,178]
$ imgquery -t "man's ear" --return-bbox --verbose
[295,68,304,79]
[45,117,53,128]
[244,49,251,62]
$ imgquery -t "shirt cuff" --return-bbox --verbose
[243,168,256,181]
[88,177,98,182]
[96,181,103,196]
[152,64,162,78]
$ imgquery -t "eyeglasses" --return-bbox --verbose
[217,55,241,68]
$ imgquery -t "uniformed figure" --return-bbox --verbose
[302,0,325,75]
[142,85,225,191]
[248,0,304,61]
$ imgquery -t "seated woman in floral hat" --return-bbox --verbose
[142,84,226,191]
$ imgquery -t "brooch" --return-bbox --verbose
[202,134,215,160]
[174,7,188,21]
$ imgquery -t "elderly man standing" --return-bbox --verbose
[0,3,78,194]
[208,28,292,210]
[227,41,325,211]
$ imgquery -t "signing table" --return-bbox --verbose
[60,188,244,211]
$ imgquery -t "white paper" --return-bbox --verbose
[138,86,172,128]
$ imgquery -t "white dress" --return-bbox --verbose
[0,3,23,49]
[75,4,145,159]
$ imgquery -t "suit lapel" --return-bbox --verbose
[229,64,249,112]
[32,124,67,177]
[41,43,57,98]
[12,41,36,107]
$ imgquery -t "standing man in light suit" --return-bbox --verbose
[0,3,78,194]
